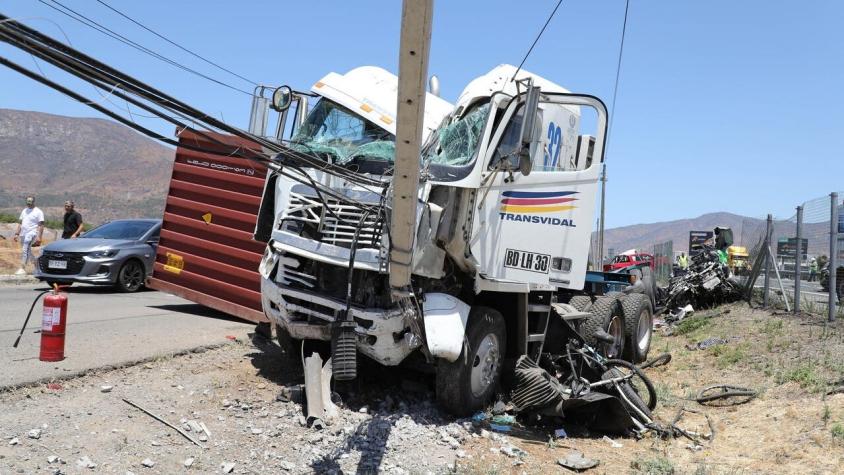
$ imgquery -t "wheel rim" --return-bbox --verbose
[604,315,623,359]
[637,309,652,352]
[121,262,144,290]
[470,333,500,398]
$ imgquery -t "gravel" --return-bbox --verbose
[0,337,514,474]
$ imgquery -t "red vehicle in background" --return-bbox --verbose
[603,250,655,273]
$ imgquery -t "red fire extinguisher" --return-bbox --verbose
[40,287,67,362]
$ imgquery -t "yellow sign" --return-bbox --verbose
[202,213,212,224]
[163,252,184,275]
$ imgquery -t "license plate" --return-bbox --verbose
[504,248,550,274]
[48,260,67,270]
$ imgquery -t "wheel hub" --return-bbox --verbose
[470,334,500,397]
[637,309,652,352]
[604,315,623,359]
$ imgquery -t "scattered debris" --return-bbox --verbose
[183,458,194,468]
[276,384,304,403]
[76,456,97,469]
[9,437,19,446]
[140,458,155,468]
[27,428,42,439]
[100,385,113,393]
[47,455,59,464]
[557,451,600,471]
[602,435,623,448]
[689,337,728,350]
[221,461,235,473]
[46,383,62,390]
[696,385,757,406]
[303,353,338,428]
[554,428,568,439]
[640,352,672,369]
[122,398,206,448]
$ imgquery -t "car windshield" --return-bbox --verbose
[82,221,154,240]
[289,99,395,167]
[421,102,490,168]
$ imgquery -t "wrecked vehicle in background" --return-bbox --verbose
[663,227,743,312]
[255,64,658,416]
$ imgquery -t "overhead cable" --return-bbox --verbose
[94,0,259,87]
[511,0,564,80]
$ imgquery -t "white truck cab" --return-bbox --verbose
[256,64,638,415]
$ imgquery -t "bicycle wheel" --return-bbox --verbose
[603,358,657,411]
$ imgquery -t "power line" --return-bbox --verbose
[94,0,258,87]
[36,0,254,96]
[606,0,630,155]
[511,0,564,80]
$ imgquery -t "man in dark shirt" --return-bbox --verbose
[62,200,83,239]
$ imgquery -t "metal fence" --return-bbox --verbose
[749,192,843,321]
[651,240,673,285]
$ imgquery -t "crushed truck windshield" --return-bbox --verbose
[421,102,490,181]
[289,99,395,173]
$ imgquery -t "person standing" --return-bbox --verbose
[678,252,689,270]
[12,196,44,275]
[809,258,818,282]
[62,200,83,239]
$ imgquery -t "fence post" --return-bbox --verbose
[763,214,772,308]
[830,192,839,322]
[794,205,803,314]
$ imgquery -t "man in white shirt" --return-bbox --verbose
[12,196,45,275]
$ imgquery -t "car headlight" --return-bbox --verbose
[90,250,118,258]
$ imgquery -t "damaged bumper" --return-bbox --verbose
[260,275,419,366]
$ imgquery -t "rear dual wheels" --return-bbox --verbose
[581,297,625,359]
[620,294,653,363]
[436,307,506,416]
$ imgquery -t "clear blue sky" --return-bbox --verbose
[1,1,842,228]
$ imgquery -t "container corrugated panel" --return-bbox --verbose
[148,129,268,323]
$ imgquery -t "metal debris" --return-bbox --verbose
[557,451,599,471]
[696,385,757,406]
[122,398,206,448]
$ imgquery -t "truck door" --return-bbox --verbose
[469,94,607,291]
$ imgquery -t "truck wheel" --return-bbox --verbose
[568,295,593,311]
[436,307,506,416]
[581,297,625,359]
[620,294,653,363]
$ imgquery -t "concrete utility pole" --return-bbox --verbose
[598,163,607,266]
[389,0,434,297]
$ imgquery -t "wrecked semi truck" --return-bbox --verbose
[255,64,655,415]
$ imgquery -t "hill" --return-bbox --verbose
[602,212,830,258]
[0,108,174,225]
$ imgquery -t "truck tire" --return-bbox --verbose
[436,307,506,416]
[568,295,593,311]
[620,294,653,363]
[581,297,625,359]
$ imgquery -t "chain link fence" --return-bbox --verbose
[651,240,673,285]
[750,192,843,321]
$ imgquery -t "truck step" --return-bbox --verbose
[527,304,551,313]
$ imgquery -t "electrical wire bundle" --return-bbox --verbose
[0,13,388,226]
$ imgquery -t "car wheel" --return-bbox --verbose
[436,307,506,416]
[116,260,145,293]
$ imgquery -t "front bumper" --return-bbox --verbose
[260,276,420,366]
[35,254,122,285]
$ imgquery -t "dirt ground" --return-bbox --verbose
[2,302,844,474]
[0,224,59,274]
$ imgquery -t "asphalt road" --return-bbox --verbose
[0,283,255,388]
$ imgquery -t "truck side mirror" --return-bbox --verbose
[517,83,541,176]
[271,85,293,112]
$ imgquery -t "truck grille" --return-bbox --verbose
[285,191,382,249]
[39,251,86,275]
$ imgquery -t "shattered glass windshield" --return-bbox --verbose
[289,99,395,168]
[421,102,490,172]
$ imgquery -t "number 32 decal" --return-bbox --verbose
[543,122,562,169]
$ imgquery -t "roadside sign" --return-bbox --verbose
[777,237,808,259]
[689,231,713,256]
